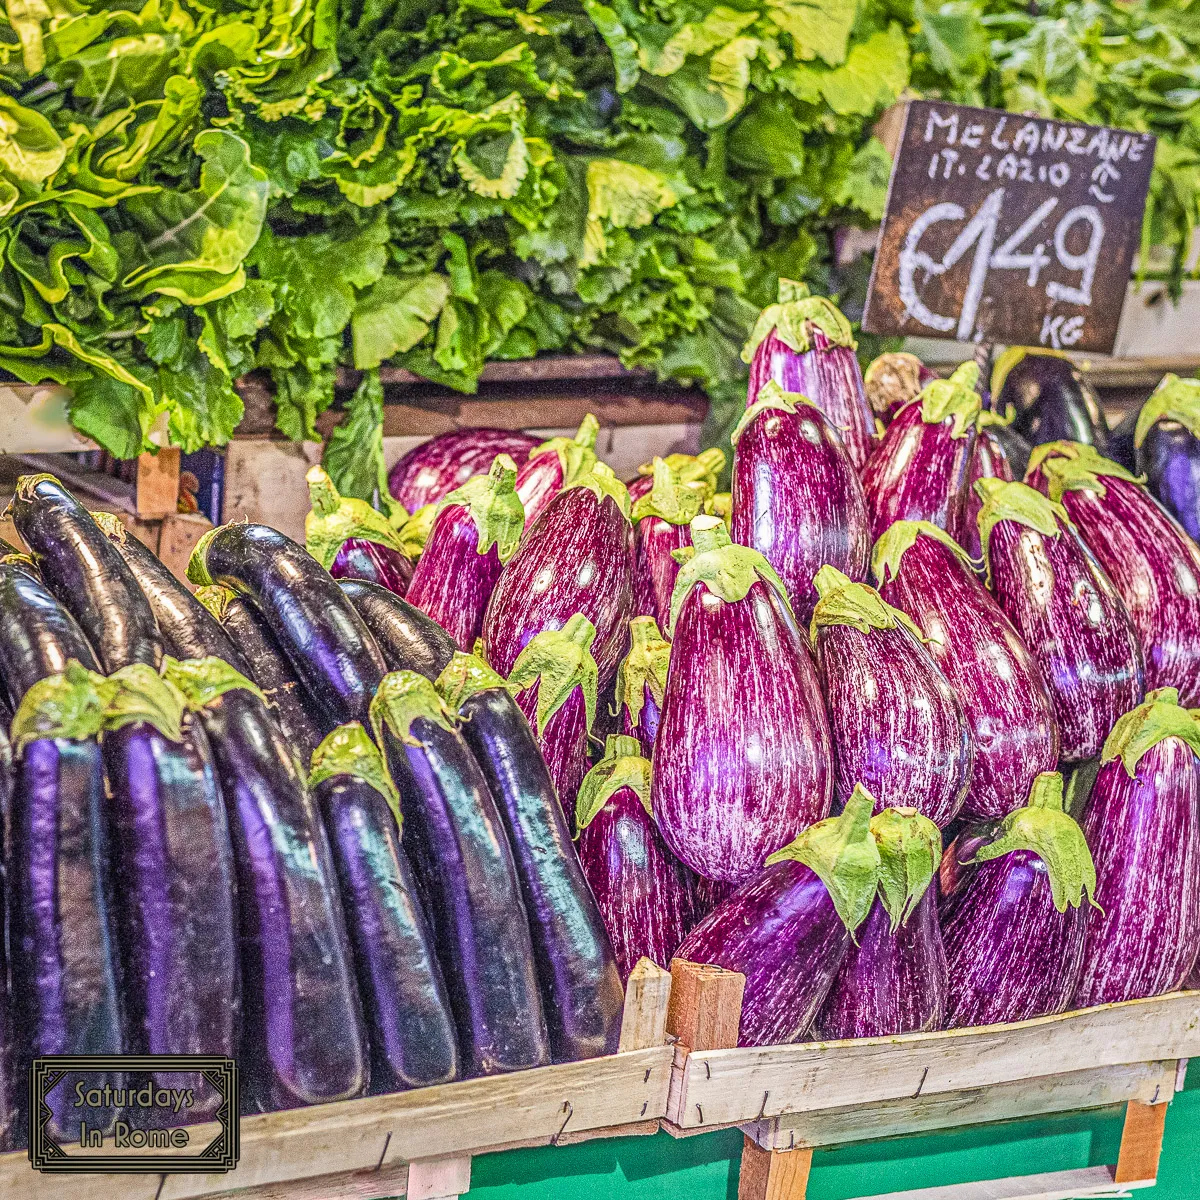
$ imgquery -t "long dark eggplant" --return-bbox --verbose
[188,522,388,727]
[163,656,367,1109]
[439,653,623,1061]
[1134,373,1200,544]
[631,458,706,630]
[339,578,458,680]
[515,414,600,528]
[371,671,551,1075]
[615,616,670,757]
[993,348,1109,453]
[309,723,460,1091]
[389,427,541,513]
[0,717,11,1149]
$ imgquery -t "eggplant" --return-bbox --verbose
[627,449,725,505]
[506,614,598,833]
[940,773,1096,1027]
[861,363,981,544]
[515,414,600,529]
[188,522,388,727]
[731,383,871,624]
[976,479,1144,761]
[1073,689,1200,1006]
[631,459,707,629]
[873,521,1060,819]
[370,671,551,1075]
[1133,374,1200,544]
[863,352,935,424]
[742,282,875,471]
[962,421,1014,564]
[1027,441,1200,704]
[163,656,367,1109]
[309,723,459,1091]
[614,616,670,757]
[406,455,525,651]
[814,807,946,1039]
[675,786,880,1046]
[652,516,832,883]
[690,875,737,922]
[1107,409,1138,473]
[439,654,623,1061]
[0,718,11,1147]
[389,427,541,513]
[993,348,1109,453]
[483,463,633,686]
[339,578,458,680]
[575,735,695,982]
[810,566,972,827]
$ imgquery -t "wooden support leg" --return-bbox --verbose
[407,1155,472,1200]
[667,959,745,1052]
[619,958,673,1052]
[1113,1098,1169,1184]
[738,1135,813,1200]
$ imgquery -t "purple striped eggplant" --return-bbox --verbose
[632,459,706,629]
[652,515,832,883]
[405,455,525,651]
[1027,441,1200,706]
[872,521,1059,819]
[976,479,1144,761]
[962,420,1015,563]
[515,414,600,528]
[1073,689,1200,1006]
[482,463,633,685]
[994,347,1108,454]
[731,383,871,624]
[1134,374,1200,542]
[690,875,737,922]
[575,735,695,982]
[810,566,972,827]
[861,363,982,543]
[388,427,540,513]
[863,352,935,424]
[675,785,880,1046]
[507,614,598,833]
[940,773,1096,1027]
[742,282,875,471]
[815,807,947,1039]
[627,449,725,504]
[614,616,670,757]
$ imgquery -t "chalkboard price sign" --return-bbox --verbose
[862,101,1155,353]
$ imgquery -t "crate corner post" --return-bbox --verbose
[619,957,673,1053]
[737,1134,813,1200]
[1113,1096,1170,1186]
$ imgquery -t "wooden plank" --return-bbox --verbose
[844,1165,1154,1200]
[738,1136,812,1200]
[1113,1099,1168,1184]
[156,512,214,587]
[619,959,673,1052]
[407,1156,472,1200]
[666,960,744,1053]
[200,1162,410,1200]
[136,447,181,517]
[366,354,648,386]
[555,1118,661,1147]
[670,990,1200,1129]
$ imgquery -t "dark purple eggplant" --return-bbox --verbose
[1133,373,1200,545]
[743,283,875,471]
[406,455,525,651]
[962,420,1014,563]
[163,656,367,1109]
[575,735,695,982]
[675,786,880,1046]
[631,459,706,629]
[976,479,1144,761]
[370,671,550,1075]
[815,807,946,1039]
[627,449,726,505]
[1027,441,1200,705]
[689,875,737,923]
[188,522,388,727]
[507,614,598,833]
[389,427,541,513]
[731,383,871,624]
[339,578,458,681]
[653,516,832,883]
[306,464,414,596]
[873,521,1060,819]
[1074,689,1200,1006]
[439,653,623,1061]
[993,348,1108,453]
[810,566,972,827]
[615,616,670,758]
[483,463,633,685]
[863,352,935,424]
[309,723,459,1091]
[515,414,600,529]
[940,773,1096,1027]
[861,363,981,544]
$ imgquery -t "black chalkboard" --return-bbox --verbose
[862,101,1155,354]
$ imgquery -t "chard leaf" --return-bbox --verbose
[352,273,450,370]
[322,368,387,503]
[0,95,65,186]
[765,0,856,66]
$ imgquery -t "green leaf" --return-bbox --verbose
[582,0,640,93]
[581,159,683,267]
[833,137,893,221]
[352,273,450,370]
[818,24,910,117]
[0,94,65,186]
[322,368,387,503]
[766,0,856,66]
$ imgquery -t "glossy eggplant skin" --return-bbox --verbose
[383,715,551,1075]
[986,518,1144,761]
[963,430,1013,564]
[315,775,459,1091]
[814,622,972,827]
[861,403,977,543]
[483,487,633,685]
[731,402,871,624]
[456,687,623,1060]
[577,784,694,983]
[747,328,875,472]
[197,688,367,1109]
[633,517,689,630]
[1074,744,1200,1007]
[389,429,540,513]
[1026,470,1200,705]
[813,890,947,1039]
[514,682,590,834]
[0,562,101,687]
[1001,354,1108,453]
[941,848,1088,1027]
[0,722,12,1149]
[200,524,388,727]
[677,860,850,1046]
[406,503,504,652]
[1138,421,1200,542]
[330,538,414,597]
[877,532,1059,820]
[339,579,458,681]
[622,690,660,759]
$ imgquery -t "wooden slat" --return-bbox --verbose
[666,960,744,1053]
[201,1162,409,1200]
[737,1136,812,1200]
[15,453,136,513]
[1113,1100,1168,1184]
[362,354,649,386]
[156,512,213,587]
[619,959,673,1053]
[844,1165,1154,1200]
[406,1156,471,1200]
[136,447,181,517]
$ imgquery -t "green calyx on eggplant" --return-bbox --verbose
[1101,687,1200,778]
[741,279,856,361]
[1134,374,1200,449]
[635,448,725,492]
[10,658,114,751]
[194,585,236,621]
[870,807,943,933]
[398,503,438,559]
[729,380,824,448]
[911,362,982,439]
[870,519,979,585]
[436,454,525,563]
[370,669,457,748]
[530,413,600,488]
[102,662,185,741]
[809,563,925,647]
[974,478,1072,586]
[614,616,669,729]
[506,613,599,736]
[310,721,403,830]
[186,524,227,587]
[305,464,411,572]
[162,654,269,710]
[991,348,1108,451]
[566,461,632,523]
[631,458,707,526]
[575,734,652,833]
[436,650,507,710]
[1026,441,1145,502]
